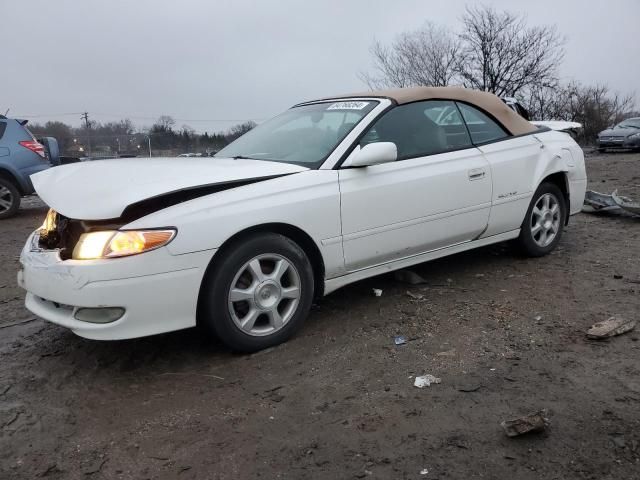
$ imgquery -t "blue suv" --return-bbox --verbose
[0,116,54,219]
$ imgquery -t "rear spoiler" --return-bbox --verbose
[17,119,29,126]
[530,121,582,132]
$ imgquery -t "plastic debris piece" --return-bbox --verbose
[612,190,640,216]
[394,335,407,346]
[413,374,441,388]
[372,288,383,297]
[406,291,424,300]
[394,269,428,285]
[586,316,636,339]
[420,468,429,475]
[583,190,640,217]
[501,409,550,437]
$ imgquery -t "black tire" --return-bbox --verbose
[200,232,314,352]
[517,182,567,257]
[0,178,21,220]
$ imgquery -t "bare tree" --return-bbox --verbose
[457,5,564,97]
[155,115,175,131]
[526,82,636,142]
[359,22,461,89]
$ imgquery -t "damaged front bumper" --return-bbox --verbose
[18,231,215,340]
[582,190,640,217]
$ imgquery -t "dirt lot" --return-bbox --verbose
[1,151,639,479]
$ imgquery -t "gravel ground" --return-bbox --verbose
[1,151,639,479]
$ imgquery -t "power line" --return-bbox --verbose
[15,112,266,122]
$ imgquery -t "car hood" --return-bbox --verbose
[598,127,637,137]
[31,157,308,220]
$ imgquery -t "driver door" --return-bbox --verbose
[338,100,492,271]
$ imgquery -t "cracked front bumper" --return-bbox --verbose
[18,231,215,340]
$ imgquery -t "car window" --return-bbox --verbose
[361,100,473,160]
[215,101,378,167]
[457,102,509,144]
[0,122,6,141]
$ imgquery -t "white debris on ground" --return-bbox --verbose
[586,316,636,339]
[413,374,441,388]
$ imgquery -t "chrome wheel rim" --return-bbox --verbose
[228,254,301,336]
[0,186,14,213]
[530,193,561,247]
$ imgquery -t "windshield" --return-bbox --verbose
[616,118,640,129]
[215,100,378,167]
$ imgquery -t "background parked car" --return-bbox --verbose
[0,115,58,219]
[597,117,640,152]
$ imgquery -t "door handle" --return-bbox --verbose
[468,168,486,181]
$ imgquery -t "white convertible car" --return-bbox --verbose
[19,87,587,351]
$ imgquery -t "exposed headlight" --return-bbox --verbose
[72,229,176,260]
[629,132,640,139]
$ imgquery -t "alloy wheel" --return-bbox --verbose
[530,193,561,247]
[0,186,14,214]
[228,254,301,336]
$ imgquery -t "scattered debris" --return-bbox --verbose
[501,409,550,437]
[436,349,456,357]
[406,291,424,300]
[458,384,483,393]
[583,190,640,217]
[394,335,407,346]
[414,374,441,388]
[586,316,636,339]
[420,468,429,475]
[613,274,623,279]
[394,269,428,285]
[0,318,38,330]
[372,288,383,297]
[534,315,543,322]
[613,190,640,216]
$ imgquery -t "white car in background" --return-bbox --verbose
[18,87,587,352]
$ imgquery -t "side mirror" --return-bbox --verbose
[343,142,397,168]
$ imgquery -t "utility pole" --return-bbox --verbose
[81,112,91,157]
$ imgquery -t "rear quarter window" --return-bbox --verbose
[0,122,6,141]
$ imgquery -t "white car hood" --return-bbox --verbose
[31,157,308,220]
[531,120,582,131]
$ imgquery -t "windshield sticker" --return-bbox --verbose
[327,101,370,110]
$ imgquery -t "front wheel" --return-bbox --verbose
[516,183,566,257]
[0,178,20,220]
[200,233,315,352]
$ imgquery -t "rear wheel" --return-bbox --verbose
[200,233,314,352]
[517,182,566,257]
[0,178,20,219]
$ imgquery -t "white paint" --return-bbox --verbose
[31,157,308,220]
[21,95,587,341]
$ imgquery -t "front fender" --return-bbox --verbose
[124,170,345,278]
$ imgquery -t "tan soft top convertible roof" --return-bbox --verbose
[308,86,536,136]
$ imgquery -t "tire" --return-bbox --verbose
[200,232,314,352]
[0,178,21,220]
[516,182,566,257]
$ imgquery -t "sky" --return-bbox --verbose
[1,0,638,133]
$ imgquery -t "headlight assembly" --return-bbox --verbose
[72,229,176,260]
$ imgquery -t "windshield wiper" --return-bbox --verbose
[231,155,257,160]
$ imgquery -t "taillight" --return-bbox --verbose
[19,140,46,159]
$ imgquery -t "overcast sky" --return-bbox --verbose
[2,0,638,133]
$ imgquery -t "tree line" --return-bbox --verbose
[360,5,637,142]
[27,116,256,157]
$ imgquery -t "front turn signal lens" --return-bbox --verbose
[72,229,176,260]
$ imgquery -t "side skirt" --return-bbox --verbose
[323,229,520,295]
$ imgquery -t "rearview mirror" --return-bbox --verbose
[344,142,397,168]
